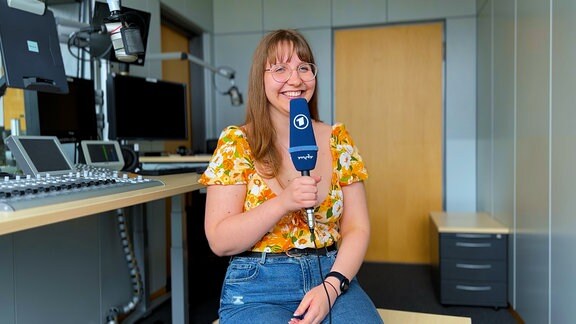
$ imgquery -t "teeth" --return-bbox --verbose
[285,91,302,97]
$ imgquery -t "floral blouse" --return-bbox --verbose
[198,123,368,252]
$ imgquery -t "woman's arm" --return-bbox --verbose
[327,181,370,285]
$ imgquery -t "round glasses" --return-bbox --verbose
[266,63,318,83]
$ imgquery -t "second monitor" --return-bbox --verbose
[106,73,188,141]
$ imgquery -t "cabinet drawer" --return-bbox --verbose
[442,259,506,281]
[441,280,507,307]
[440,233,507,260]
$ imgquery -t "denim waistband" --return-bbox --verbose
[236,244,336,259]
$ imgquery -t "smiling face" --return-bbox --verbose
[264,41,316,117]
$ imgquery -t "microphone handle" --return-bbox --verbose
[301,170,316,230]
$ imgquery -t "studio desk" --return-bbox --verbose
[0,172,204,324]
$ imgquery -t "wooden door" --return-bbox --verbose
[334,22,443,263]
[160,24,192,153]
[2,88,26,132]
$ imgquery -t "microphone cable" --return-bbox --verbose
[105,208,143,324]
[310,226,333,324]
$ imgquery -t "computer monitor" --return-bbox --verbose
[0,1,68,96]
[24,77,99,143]
[80,140,124,171]
[5,135,75,177]
[90,1,151,66]
[106,73,188,141]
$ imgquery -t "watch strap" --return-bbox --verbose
[325,271,350,293]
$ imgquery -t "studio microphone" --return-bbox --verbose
[103,0,144,63]
[289,98,318,231]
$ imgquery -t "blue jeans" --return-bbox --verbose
[218,250,383,324]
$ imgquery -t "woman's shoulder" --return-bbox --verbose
[214,125,251,156]
[330,122,354,142]
[219,125,247,138]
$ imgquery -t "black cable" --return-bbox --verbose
[105,208,143,324]
[311,228,333,324]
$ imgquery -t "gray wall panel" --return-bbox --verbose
[492,0,516,307]
[445,17,477,211]
[213,33,262,133]
[492,0,516,237]
[332,0,388,27]
[263,0,331,30]
[515,0,550,322]
[214,0,263,34]
[14,217,101,323]
[161,0,213,32]
[388,0,476,22]
[476,0,493,213]
[551,0,576,322]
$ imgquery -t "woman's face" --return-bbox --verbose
[264,45,316,117]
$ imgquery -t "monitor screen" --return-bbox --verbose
[5,135,75,177]
[80,140,124,171]
[25,77,99,143]
[90,1,151,66]
[0,2,68,96]
[106,73,188,141]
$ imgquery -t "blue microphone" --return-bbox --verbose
[289,98,318,230]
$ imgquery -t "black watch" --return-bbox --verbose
[325,271,350,294]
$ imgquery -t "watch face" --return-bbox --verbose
[341,279,350,293]
[326,271,350,294]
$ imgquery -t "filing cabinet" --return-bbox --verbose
[430,212,509,308]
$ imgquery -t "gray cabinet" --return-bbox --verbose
[430,212,509,308]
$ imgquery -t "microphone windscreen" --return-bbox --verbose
[289,98,318,172]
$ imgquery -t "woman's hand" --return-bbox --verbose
[279,175,321,212]
[289,281,338,324]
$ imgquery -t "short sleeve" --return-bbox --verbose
[198,126,254,185]
[332,123,368,186]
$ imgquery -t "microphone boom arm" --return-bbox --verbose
[147,52,235,79]
[147,52,243,106]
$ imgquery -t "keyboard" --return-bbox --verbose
[0,165,164,212]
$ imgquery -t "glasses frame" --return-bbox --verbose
[265,62,318,83]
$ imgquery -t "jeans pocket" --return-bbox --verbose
[225,259,259,283]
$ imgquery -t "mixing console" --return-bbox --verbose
[0,165,164,212]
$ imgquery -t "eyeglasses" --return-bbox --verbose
[265,63,318,83]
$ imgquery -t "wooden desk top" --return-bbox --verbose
[139,155,212,163]
[430,211,509,234]
[0,173,203,236]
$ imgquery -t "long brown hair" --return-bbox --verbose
[244,29,319,178]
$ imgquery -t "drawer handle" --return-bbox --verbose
[455,233,491,239]
[456,285,492,291]
[456,263,492,270]
[456,242,492,248]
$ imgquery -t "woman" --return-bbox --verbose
[199,29,382,324]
